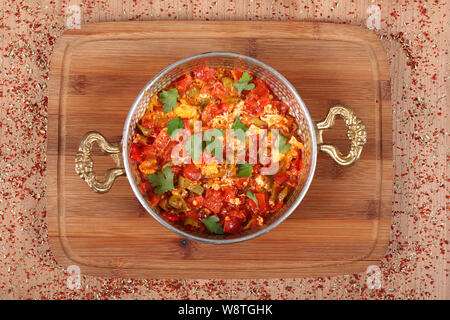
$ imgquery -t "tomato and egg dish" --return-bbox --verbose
[130,67,304,235]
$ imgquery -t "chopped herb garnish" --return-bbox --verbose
[204,129,225,159]
[146,167,175,195]
[232,116,248,132]
[160,87,179,113]
[246,190,259,209]
[277,134,291,154]
[236,162,253,178]
[167,117,185,138]
[232,116,248,142]
[200,215,224,234]
[234,72,255,94]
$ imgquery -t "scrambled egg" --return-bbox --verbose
[247,124,266,136]
[173,100,198,119]
[260,114,290,131]
[254,174,271,192]
[289,136,304,150]
[201,162,219,176]
[139,159,158,175]
[210,100,246,129]
[263,103,278,114]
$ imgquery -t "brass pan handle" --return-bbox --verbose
[315,105,367,166]
[75,131,125,193]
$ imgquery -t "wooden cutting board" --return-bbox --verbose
[47,21,392,278]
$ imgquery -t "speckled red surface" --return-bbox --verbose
[0,0,448,299]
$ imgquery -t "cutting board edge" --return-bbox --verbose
[46,20,393,279]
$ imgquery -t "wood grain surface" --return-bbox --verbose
[47,21,392,278]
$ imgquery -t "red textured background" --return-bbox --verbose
[0,0,448,299]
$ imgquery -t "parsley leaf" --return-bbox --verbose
[277,134,291,154]
[231,116,248,142]
[160,88,179,113]
[234,72,255,94]
[200,215,224,234]
[231,116,248,132]
[246,190,259,209]
[204,129,225,160]
[185,134,204,161]
[167,117,185,138]
[236,162,253,178]
[146,167,175,195]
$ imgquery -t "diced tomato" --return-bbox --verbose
[199,82,212,96]
[228,209,247,221]
[203,189,223,214]
[153,105,163,113]
[182,119,191,134]
[258,95,271,108]
[201,102,229,123]
[232,69,244,81]
[288,149,303,175]
[272,101,289,114]
[222,186,236,202]
[271,201,284,212]
[148,192,161,206]
[252,164,261,174]
[174,74,193,96]
[152,128,170,151]
[287,174,298,188]
[170,165,183,176]
[211,81,226,100]
[201,102,218,123]
[255,193,269,213]
[244,94,264,116]
[161,211,180,222]
[252,78,270,98]
[186,195,204,209]
[162,140,179,162]
[183,164,202,181]
[193,67,215,82]
[273,171,288,185]
[141,145,157,159]
[130,144,143,163]
[233,177,249,189]
[138,181,151,194]
[223,216,243,234]
[248,197,258,212]
[249,192,269,214]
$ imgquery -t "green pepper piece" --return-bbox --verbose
[184,218,199,228]
[178,176,193,188]
[187,184,204,195]
[185,85,200,99]
[278,186,290,202]
[222,97,240,103]
[137,123,152,136]
[251,117,267,127]
[270,182,279,204]
[221,77,234,90]
[159,197,169,211]
[168,194,187,210]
